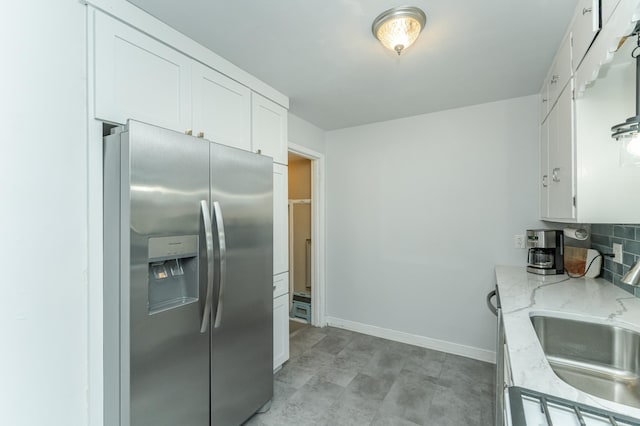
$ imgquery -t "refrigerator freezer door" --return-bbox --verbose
[209,143,273,425]
[126,121,210,426]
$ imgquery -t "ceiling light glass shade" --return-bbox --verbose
[625,132,640,156]
[612,34,640,144]
[612,115,640,141]
[620,132,640,166]
[372,6,426,55]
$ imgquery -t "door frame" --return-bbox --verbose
[288,143,326,327]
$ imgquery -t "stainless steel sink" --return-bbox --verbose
[530,315,640,408]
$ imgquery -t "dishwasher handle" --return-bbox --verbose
[486,289,498,316]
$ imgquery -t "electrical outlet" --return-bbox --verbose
[514,234,525,249]
[613,243,623,264]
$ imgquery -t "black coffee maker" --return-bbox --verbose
[526,229,564,275]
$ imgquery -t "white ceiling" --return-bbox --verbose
[127,0,578,130]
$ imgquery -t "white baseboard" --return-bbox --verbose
[325,316,496,364]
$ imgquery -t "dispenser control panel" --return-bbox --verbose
[148,235,197,260]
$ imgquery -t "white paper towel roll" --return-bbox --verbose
[585,249,602,278]
[563,228,589,241]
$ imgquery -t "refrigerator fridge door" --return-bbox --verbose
[106,120,212,426]
[209,143,273,425]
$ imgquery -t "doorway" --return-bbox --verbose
[288,153,312,332]
[287,143,325,332]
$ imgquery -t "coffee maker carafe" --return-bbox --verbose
[526,230,564,275]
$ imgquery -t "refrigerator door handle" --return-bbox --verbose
[199,200,215,333]
[212,200,227,328]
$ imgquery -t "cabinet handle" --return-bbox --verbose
[197,132,204,138]
[185,129,193,136]
[256,149,262,155]
[582,7,592,15]
[552,168,560,182]
[551,75,559,84]
[542,98,547,103]
[542,175,548,188]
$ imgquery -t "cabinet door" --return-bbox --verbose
[540,86,550,123]
[273,164,289,275]
[548,85,576,220]
[273,293,290,369]
[548,35,572,106]
[540,118,550,219]
[192,62,251,150]
[572,0,601,70]
[252,92,288,165]
[601,0,621,26]
[94,11,191,132]
[273,272,288,299]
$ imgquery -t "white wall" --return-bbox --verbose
[288,113,326,153]
[325,95,542,357]
[0,2,88,425]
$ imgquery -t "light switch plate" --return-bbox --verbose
[514,234,525,249]
[613,243,623,264]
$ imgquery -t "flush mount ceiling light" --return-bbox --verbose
[372,6,427,56]
[612,29,640,153]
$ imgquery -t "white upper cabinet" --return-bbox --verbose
[571,0,601,71]
[94,12,191,132]
[574,44,640,223]
[192,62,251,150]
[540,34,572,123]
[539,0,640,223]
[601,0,622,26]
[540,118,550,218]
[539,88,549,123]
[548,35,572,108]
[547,84,575,221]
[541,83,575,222]
[252,93,288,165]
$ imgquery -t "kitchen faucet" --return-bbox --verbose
[622,258,640,285]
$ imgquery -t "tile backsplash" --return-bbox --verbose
[590,224,640,296]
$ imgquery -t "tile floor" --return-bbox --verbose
[244,326,495,426]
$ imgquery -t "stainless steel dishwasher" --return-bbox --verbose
[487,287,504,426]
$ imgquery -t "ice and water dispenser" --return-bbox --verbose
[147,235,199,314]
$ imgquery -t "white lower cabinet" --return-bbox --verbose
[273,290,289,370]
[273,164,289,275]
[273,271,288,299]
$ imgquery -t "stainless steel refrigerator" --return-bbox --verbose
[103,120,273,426]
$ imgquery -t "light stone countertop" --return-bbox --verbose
[495,265,640,419]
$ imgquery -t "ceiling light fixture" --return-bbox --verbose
[612,29,640,149]
[372,6,427,56]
